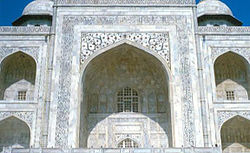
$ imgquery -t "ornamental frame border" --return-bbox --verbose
[56,0,194,5]
[0,27,50,35]
[56,14,195,147]
[198,26,250,34]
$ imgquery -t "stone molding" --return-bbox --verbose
[0,111,34,129]
[198,26,250,34]
[211,47,250,63]
[217,110,250,129]
[0,46,40,63]
[57,15,194,147]
[0,26,50,35]
[3,147,220,153]
[56,0,194,5]
[81,32,170,66]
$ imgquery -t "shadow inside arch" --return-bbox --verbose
[0,116,31,151]
[0,51,36,100]
[214,51,250,100]
[221,115,250,152]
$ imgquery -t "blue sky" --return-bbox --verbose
[0,0,249,26]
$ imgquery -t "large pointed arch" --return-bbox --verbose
[214,51,250,101]
[80,40,173,82]
[78,42,173,148]
[0,51,36,100]
[0,116,31,151]
[220,115,250,152]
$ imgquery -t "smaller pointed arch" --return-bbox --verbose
[0,116,30,151]
[214,51,250,100]
[220,115,250,152]
[0,51,36,100]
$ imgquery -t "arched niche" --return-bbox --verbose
[80,43,172,148]
[214,52,250,101]
[221,116,250,152]
[0,116,30,151]
[0,52,36,100]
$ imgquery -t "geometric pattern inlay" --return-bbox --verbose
[81,32,170,65]
[58,15,194,147]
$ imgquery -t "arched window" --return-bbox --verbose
[118,138,139,148]
[117,87,139,112]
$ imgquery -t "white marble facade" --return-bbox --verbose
[0,0,250,153]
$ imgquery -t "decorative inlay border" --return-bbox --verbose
[198,26,250,34]
[0,26,50,34]
[0,111,34,128]
[57,15,194,147]
[211,47,250,63]
[81,32,170,65]
[217,110,250,129]
[0,46,39,62]
[56,0,194,5]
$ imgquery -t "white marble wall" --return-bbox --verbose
[49,5,200,148]
[197,28,250,152]
[0,28,50,148]
[0,1,249,153]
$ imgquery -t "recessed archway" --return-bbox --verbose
[214,52,250,101]
[79,43,172,148]
[0,51,36,100]
[221,116,250,152]
[0,116,30,151]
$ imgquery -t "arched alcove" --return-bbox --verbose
[0,116,30,151]
[80,43,172,148]
[221,116,250,153]
[214,52,250,101]
[0,52,36,100]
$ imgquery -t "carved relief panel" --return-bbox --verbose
[56,14,195,148]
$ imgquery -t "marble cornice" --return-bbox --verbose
[55,0,195,5]
[198,26,250,35]
[0,26,51,35]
